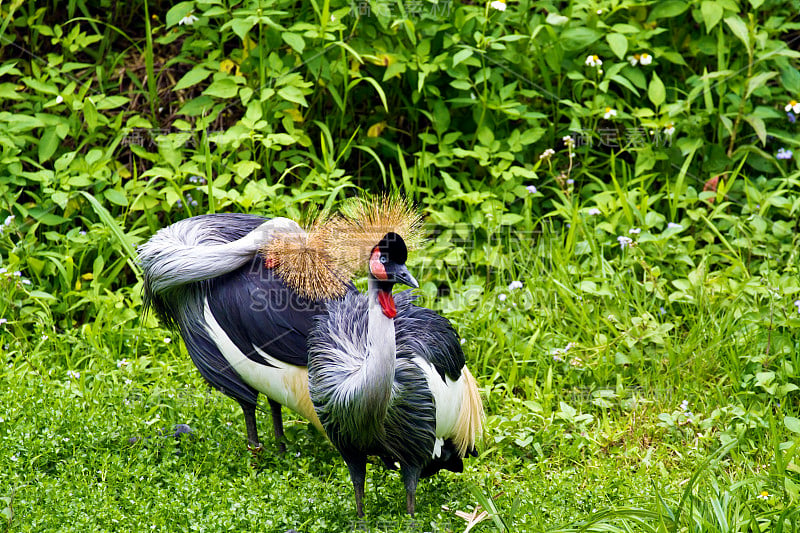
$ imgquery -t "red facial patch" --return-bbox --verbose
[377,290,397,318]
[369,247,387,280]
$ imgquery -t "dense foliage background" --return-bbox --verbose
[1,0,800,531]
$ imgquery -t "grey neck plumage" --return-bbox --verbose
[360,277,396,420]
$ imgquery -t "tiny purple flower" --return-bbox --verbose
[617,236,633,249]
[587,208,601,216]
[526,185,537,194]
[777,148,793,160]
[788,112,797,124]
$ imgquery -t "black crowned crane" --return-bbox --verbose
[306,230,484,517]
[136,199,422,451]
[138,214,328,450]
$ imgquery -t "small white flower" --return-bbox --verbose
[41,334,48,340]
[617,236,633,249]
[164,337,172,344]
[794,300,800,313]
[628,55,639,66]
[639,53,652,65]
[4,215,15,226]
[539,148,556,160]
[585,54,602,67]
[0,268,6,274]
[508,281,523,291]
[757,491,769,500]
[13,271,21,277]
[587,207,601,216]
[629,227,641,234]
[785,100,800,114]
[460,338,466,345]
[596,9,602,14]
[79,230,87,236]
[124,378,133,385]
[667,222,682,230]
[117,359,130,368]
[526,185,537,194]
[563,135,575,146]
[664,123,675,137]
[566,178,574,185]
[55,95,64,104]
[21,279,31,285]
[10,455,17,462]
[0,318,7,325]
[603,107,617,119]
[67,370,81,380]
[498,293,507,301]
[490,0,507,11]
[178,13,199,25]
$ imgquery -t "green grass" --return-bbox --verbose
[2,219,798,532]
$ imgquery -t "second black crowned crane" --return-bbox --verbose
[305,228,484,517]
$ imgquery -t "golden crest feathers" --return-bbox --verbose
[324,195,424,274]
[260,195,423,300]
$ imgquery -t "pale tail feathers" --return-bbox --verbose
[140,216,304,295]
[452,367,484,457]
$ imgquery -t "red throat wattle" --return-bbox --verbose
[377,290,397,318]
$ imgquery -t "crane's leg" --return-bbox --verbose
[238,399,262,452]
[401,464,422,516]
[346,456,368,517]
[268,398,286,453]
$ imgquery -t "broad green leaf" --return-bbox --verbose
[744,116,766,145]
[203,78,240,99]
[165,1,195,27]
[781,67,800,93]
[95,95,130,110]
[500,213,524,225]
[559,27,602,50]
[648,0,688,20]
[746,72,777,99]
[104,188,129,207]
[38,126,59,162]
[83,98,98,131]
[452,48,472,67]
[282,32,305,54]
[432,99,450,134]
[277,85,308,107]
[606,33,628,59]
[174,68,212,91]
[233,160,261,179]
[648,72,666,107]
[230,17,256,40]
[701,1,724,32]
[724,16,750,51]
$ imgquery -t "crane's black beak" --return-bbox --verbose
[392,264,419,289]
